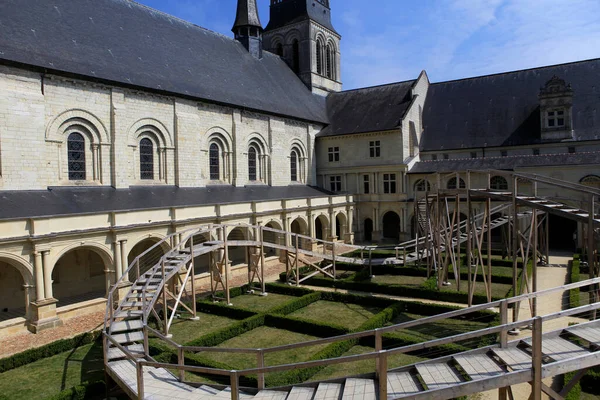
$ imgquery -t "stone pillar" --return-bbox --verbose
[34,251,45,301]
[28,250,62,333]
[114,240,122,280]
[120,240,128,277]
[328,211,336,241]
[372,207,382,241]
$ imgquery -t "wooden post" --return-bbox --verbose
[375,329,382,371]
[257,350,265,389]
[512,176,519,325]
[467,172,473,307]
[532,206,538,317]
[136,362,145,400]
[531,317,543,400]
[378,351,388,400]
[178,347,185,382]
[295,234,300,287]
[190,235,197,320]
[260,226,266,295]
[143,325,149,356]
[456,191,461,292]
[230,371,239,400]
[332,239,337,279]
[162,259,168,336]
[589,195,597,319]
[487,198,492,302]
[500,300,508,348]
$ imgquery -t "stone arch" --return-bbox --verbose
[315,214,329,240]
[335,212,348,240]
[0,254,34,320]
[51,245,113,305]
[204,127,233,182]
[580,175,600,189]
[186,232,212,275]
[51,242,113,276]
[263,220,284,257]
[46,109,109,144]
[127,118,173,148]
[247,133,269,183]
[127,235,171,265]
[382,211,401,241]
[284,29,301,46]
[227,227,248,266]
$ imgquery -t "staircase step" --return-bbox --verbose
[454,353,504,381]
[286,386,316,400]
[314,383,342,400]
[114,310,143,318]
[416,362,463,391]
[211,387,254,399]
[107,344,145,360]
[126,292,154,299]
[492,346,531,371]
[341,378,376,400]
[524,336,590,361]
[387,372,421,397]
[110,320,144,333]
[121,301,145,308]
[567,322,600,346]
[113,331,144,344]
[253,390,289,400]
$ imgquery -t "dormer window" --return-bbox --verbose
[546,109,565,128]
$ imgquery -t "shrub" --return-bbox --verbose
[45,381,106,400]
[184,314,265,347]
[195,301,258,320]
[581,366,600,394]
[564,370,582,400]
[265,314,349,337]
[0,331,101,374]
[265,282,315,297]
[268,292,321,315]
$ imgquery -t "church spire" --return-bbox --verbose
[232,0,263,59]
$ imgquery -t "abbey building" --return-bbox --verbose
[0,0,599,335]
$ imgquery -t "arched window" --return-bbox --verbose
[290,150,298,182]
[326,44,332,78]
[490,176,509,191]
[447,177,466,190]
[414,179,430,192]
[67,132,86,180]
[248,146,257,181]
[292,40,300,73]
[276,43,283,57]
[316,41,323,75]
[580,175,600,189]
[209,143,220,180]
[139,138,154,180]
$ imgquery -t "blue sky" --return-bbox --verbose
[137,0,600,90]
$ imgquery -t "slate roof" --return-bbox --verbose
[0,0,327,123]
[0,185,334,220]
[265,0,337,34]
[317,80,416,137]
[421,58,600,152]
[233,0,263,31]
[409,151,600,174]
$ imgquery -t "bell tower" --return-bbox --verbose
[263,0,342,95]
[232,0,263,59]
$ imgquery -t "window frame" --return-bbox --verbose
[546,108,566,128]
[209,143,220,181]
[415,179,430,192]
[139,138,154,180]
[369,141,381,158]
[490,176,509,191]
[363,174,370,194]
[383,173,397,194]
[329,175,342,192]
[328,146,340,162]
[67,132,86,181]
[447,177,466,190]
[290,150,299,182]
[248,146,258,182]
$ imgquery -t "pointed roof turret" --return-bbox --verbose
[232,0,262,32]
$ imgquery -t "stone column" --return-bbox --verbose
[114,240,122,280]
[34,251,45,301]
[120,240,128,277]
[42,251,52,299]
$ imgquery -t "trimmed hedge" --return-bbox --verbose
[196,301,258,320]
[45,381,106,400]
[0,330,102,374]
[184,314,265,347]
[265,283,316,297]
[268,292,322,315]
[265,314,349,337]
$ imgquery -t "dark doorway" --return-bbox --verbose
[382,211,400,240]
[364,219,373,242]
[549,214,577,251]
[315,217,325,240]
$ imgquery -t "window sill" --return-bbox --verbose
[131,180,168,186]
[55,180,103,187]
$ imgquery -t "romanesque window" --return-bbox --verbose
[330,175,341,192]
[384,173,397,194]
[546,109,565,128]
[248,146,257,181]
[139,138,154,180]
[447,177,466,190]
[276,43,283,57]
[290,150,298,181]
[369,141,381,158]
[209,143,220,180]
[490,176,509,191]
[316,41,323,75]
[67,132,86,180]
[292,40,300,73]
[328,146,339,162]
[415,179,430,192]
[326,44,332,79]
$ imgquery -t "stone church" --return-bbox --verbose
[0,0,599,334]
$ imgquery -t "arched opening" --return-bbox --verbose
[290,218,308,248]
[0,260,27,322]
[315,215,328,241]
[549,214,578,251]
[414,179,431,192]
[490,176,509,191]
[263,222,283,257]
[128,238,168,281]
[447,177,466,190]
[52,248,109,307]
[67,132,86,181]
[186,233,212,275]
[382,211,401,241]
[227,228,247,266]
[248,146,258,181]
[292,39,300,73]
[336,214,347,241]
[290,150,299,182]
[364,219,373,242]
[139,138,154,180]
[276,43,283,57]
[490,212,505,249]
[209,143,220,181]
[580,175,600,189]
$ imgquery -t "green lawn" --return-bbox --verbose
[0,341,104,400]
[288,300,382,329]
[386,313,490,342]
[230,293,295,312]
[201,326,330,371]
[372,275,426,287]
[312,345,424,381]
[152,312,240,344]
[440,281,512,298]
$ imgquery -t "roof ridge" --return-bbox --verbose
[421,150,600,163]
[432,57,600,86]
[338,78,417,94]
[122,0,234,42]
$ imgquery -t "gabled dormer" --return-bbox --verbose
[539,75,574,141]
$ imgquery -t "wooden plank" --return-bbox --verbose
[492,346,532,371]
[287,386,316,400]
[454,353,505,381]
[567,322,600,346]
[314,383,343,400]
[416,362,463,390]
[524,337,590,362]
[341,378,377,400]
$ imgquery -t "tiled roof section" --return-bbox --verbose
[0,185,335,220]
[0,0,327,123]
[409,151,600,174]
[317,80,416,137]
[421,59,600,151]
[233,0,263,30]
[265,0,337,33]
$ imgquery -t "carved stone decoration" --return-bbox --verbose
[538,75,575,141]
